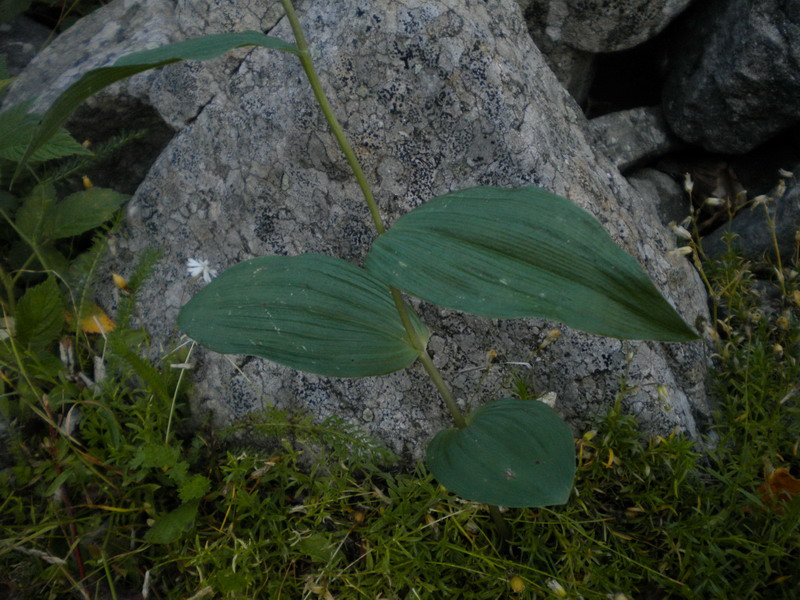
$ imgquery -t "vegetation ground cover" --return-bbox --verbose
[1,163,798,598]
[1,3,798,598]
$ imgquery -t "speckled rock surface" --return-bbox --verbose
[7,0,711,460]
[628,168,688,227]
[663,0,800,154]
[590,107,679,173]
[523,0,694,53]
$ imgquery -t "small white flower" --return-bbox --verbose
[749,194,771,210]
[683,173,694,194]
[546,579,567,598]
[704,196,724,207]
[667,246,693,258]
[186,258,217,283]
[669,221,692,240]
[778,168,794,178]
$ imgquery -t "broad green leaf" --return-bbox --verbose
[48,187,129,239]
[14,276,65,349]
[178,254,428,377]
[426,398,576,508]
[0,102,91,163]
[366,186,698,342]
[15,182,56,244]
[144,500,199,545]
[14,31,299,179]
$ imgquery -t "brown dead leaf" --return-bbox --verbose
[757,467,800,513]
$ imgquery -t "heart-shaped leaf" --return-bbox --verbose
[426,398,576,508]
[178,254,428,377]
[366,186,698,342]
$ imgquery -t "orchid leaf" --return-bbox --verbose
[366,186,698,341]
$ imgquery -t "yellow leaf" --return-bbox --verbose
[112,273,129,291]
[78,304,115,334]
[604,447,615,468]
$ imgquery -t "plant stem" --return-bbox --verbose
[762,202,787,297]
[279,0,467,431]
[280,0,384,235]
[488,505,511,543]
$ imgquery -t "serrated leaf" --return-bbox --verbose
[132,444,181,470]
[366,186,698,342]
[14,31,299,179]
[0,102,91,163]
[14,276,65,349]
[15,183,56,244]
[144,500,199,545]
[178,254,428,377]
[426,398,576,508]
[48,187,128,239]
[179,474,211,502]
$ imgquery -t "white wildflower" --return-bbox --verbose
[667,246,693,258]
[704,196,724,207]
[683,173,694,194]
[546,579,567,598]
[778,168,794,178]
[669,221,692,240]
[186,258,217,283]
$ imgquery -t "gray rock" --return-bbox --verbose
[7,0,711,460]
[0,16,50,76]
[628,168,690,227]
[525,23,595,105]
[590,106,679,173]
[663,0,800,154]
[524,0,694,53]
[702,172,800,264]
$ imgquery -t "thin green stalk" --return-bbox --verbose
[100,550,119,600]
[0,205,52,277]
[0,264,16,312]
[488,505,511,543]
[280,0,384,235]
[279,0,466,432]
[762,203,787,297]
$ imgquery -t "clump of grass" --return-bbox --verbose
[2,181,799,598]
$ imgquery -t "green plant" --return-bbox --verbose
[175,0,698,512]
[8,0,697,515]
